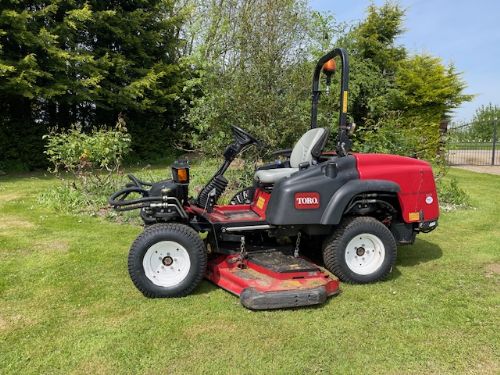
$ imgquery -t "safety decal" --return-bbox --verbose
[256,196,266,209]
[342,91,348,113]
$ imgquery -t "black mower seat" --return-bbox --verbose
[254,127,329,184]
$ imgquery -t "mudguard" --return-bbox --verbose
[320,179,400,225]
[265,156,358,225]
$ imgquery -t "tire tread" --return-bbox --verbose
[322,216,397,283]
[128,223,207,298]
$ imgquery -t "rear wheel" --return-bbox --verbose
[322,217,396,283]
[128,223,207,297]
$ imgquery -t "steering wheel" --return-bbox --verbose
[231,125,263,149]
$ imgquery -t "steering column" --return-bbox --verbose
[196,125,261,211]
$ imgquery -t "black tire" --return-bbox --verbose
[230,187,255,205]
[322,216,397,284]
[128,223,207,298]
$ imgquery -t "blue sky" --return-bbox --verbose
[310,0,500,122]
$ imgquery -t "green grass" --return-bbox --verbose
[0,167,499,374]
[448,142,494,150]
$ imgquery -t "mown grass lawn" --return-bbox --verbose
[0,167,499,374]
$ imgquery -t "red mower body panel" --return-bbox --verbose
[354,153,439,223]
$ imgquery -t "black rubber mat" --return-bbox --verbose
[248,251,318,273]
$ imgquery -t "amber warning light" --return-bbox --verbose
[322,59,336,94]
[323,59,336,74]
[172,160,190,183]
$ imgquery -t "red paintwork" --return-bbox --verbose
[354,153,440,222]
[206,255,340,297]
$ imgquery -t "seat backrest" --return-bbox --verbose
[289,128,329,168]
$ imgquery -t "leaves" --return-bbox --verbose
[0,0,189,170]
[184,0,320,154]
[391,55,472,114]
[44,120,131,175]
[65,3,93,29]
[0,0,474,171]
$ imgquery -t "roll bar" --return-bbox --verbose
[310,48,351,156]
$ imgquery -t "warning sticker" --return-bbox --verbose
[342,91,348,113]
[256,196,266,209]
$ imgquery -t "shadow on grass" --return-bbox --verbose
[397,238,443,267]
[0,170,54,182]
[391,238,443,280]
[191,280,218,296]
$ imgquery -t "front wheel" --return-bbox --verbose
[128,223,207,298]
[322,217,397,283]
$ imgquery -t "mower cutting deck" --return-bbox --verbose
[207,252,339,310]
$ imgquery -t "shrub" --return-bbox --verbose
[44,118,131,176]
[355,113,440,160]
[41,117,131,213]
[436,176,471,211]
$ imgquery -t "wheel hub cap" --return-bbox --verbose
[143,241,191,287]
[162,256,174,266]
[356,247,365,256]
[345,233,385,275]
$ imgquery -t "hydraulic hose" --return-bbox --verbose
[127,174,153,187]
[108,186,159,208]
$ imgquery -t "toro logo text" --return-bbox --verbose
[294,192,320,209]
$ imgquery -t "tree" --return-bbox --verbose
[184,0,341,154]
[382,55,472,158]
[0,0,188,170]
[0,1,93,169]
[0,0,474,168]
[183,1,472,160]
[338,3,406,124]
[390,55,470,120]
[467,104,499,141]
[339,3,471,159]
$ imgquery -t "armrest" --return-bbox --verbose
[270,148,292,158]
[257,160,289,170]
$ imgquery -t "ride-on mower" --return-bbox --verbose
[110,48,439,310]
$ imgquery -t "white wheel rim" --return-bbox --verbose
[143,241,191,287]
[345,233,385,275]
